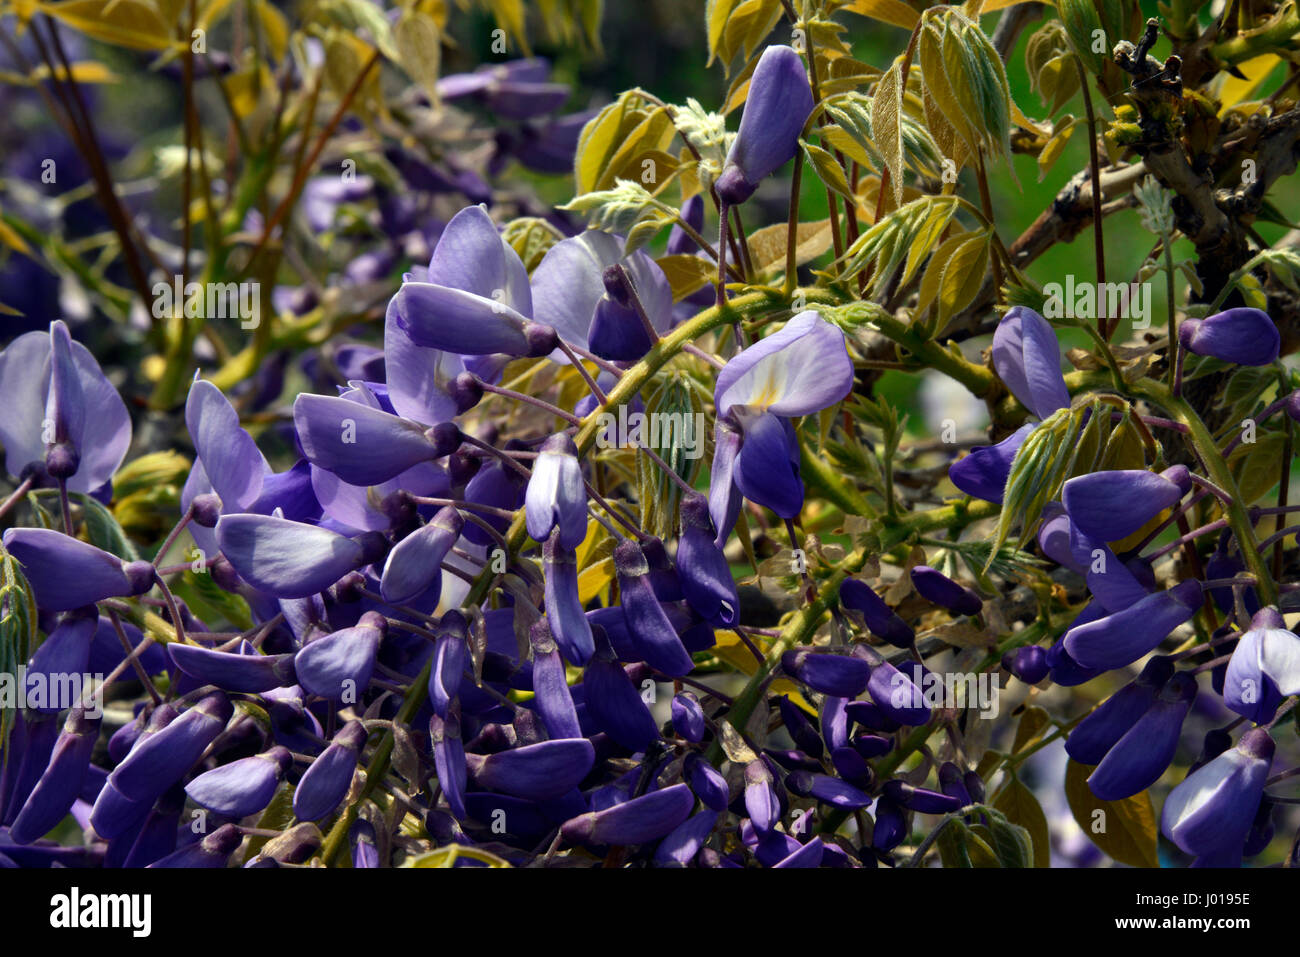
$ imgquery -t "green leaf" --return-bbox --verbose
[1064,757,1159,867]
[993,774,1051,867]
[171,569,255,631]
[75,493,141,562]
[394,10,442,106]
[37,0,175,51]
[0,546,37,759]
[801,141,856,203]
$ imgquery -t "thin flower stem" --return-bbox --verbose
[105,607,162,704]
[1256,524,1300,553]
[1190,474,1235,507]
[152,505,194,567]
[784,155,804,294]
[583,481,643,540]
[1222,394,1289,456]
[457,432,533,479]
[151,573,189,648]
[57,479,73,537]
[1145,517,1228,562]
[682,343,725,369]
[473,377,583,427]
[716,202,730,307]
[731,205,755,281]
[635,441,696,497]
[554,340,608,405]
[612,263,662,346]
[0,475,34,524]
[408,496,517,521]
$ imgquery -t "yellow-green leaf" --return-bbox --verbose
[38,0,174,51]
[1064,757,1159,868]
[844,0,919,30]
[872,55,907,206]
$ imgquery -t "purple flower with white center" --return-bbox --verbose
[0,320,131,494]
[525,433,587,549]
[530,229,674,362]
[392,205,555,357]
[910,565,983,616]
[710,312,853,530]
[1063,579,1203,671]
[185,747,292,818]
[1161,728,1274,867]
[1178,307,1280,366]
[715,45,814,206]
[1,528,155,611]
[1223,607,1300,724]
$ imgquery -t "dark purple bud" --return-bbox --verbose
[1178,307,1279,366]
[351,819,381,869]
[670,691,706,742]
[852,734,892,759]
[449,372,484,413]
[190,492,222,528]
[185,746,291,818]
[543,535,595,665]
[677,494,739,626]
[562,783,695,845]
[1063,580,1202,671]
[1003,645,1049,684]
[8,708,99,844]
[168,640,296,693]
[938,762,972,808]
[653,809,718,867]
[964,771,986,804]
[525,433,587,549]
[614,540,694,676]
[715,46,814,205]
[529,620,582,740]
[1087,672,1196,800]
[786,770,872,808]
[684,752,730,811]
[294,612,385,702]
[430,710,468,820]
[871,795,907,851]
[845,700,900,733]
[772,836,825,868]
[23,609,96,712]
[855,646,932,726]
[147,823,243,868]
[883,780,962,814]
[109,692,232,803]
[781,649,871,698]
[465,738,595,801]
[666,194,705,257]
[582,640,660,752]
[293,720,367,822]
[777,694,824,758]
[1066,655,1174,764]
[1287,389,1300,423]
[839,578,914,646]
[910,565,983,616]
